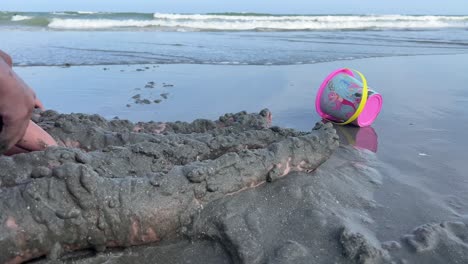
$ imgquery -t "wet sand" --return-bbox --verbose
[8,54,468,263]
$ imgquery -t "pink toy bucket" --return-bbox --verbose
[315,68,382,127]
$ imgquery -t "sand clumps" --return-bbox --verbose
[0,109,340,263]
[1,109,467,264]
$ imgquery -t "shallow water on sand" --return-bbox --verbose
[3,29,468,67]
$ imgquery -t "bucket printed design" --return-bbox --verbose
[320,73,364,122]
[315,68,383,127]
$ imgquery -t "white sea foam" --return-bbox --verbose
[48,14,468,30]
[48,19,161,29]
[11,15,33,21]
[52,12,73,16]
[77,11,98,15]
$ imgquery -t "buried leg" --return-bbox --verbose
[134,109,272,134]
[0,122,338,263]
[0,127,304,187]
[33,109,272,150]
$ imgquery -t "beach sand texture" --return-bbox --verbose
[1,13,468,263]
[1,54,465,263]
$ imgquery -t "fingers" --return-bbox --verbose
[0,116,29,154]
[4,145,29,156]
[15,121,57,151]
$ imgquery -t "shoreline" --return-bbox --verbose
[15,53,468,124]
[12,51,468,68]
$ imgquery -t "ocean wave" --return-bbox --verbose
[52,12,76,16]
[77,11,98,15]
[47,15,468,31]
[0,13,454,30]
[11,15,33,21]
[48,19,163,29]
[151,13,468,23]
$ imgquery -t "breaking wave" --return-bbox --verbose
[11,15,33,21]
[49,14,468,31]
[2,12,468,31]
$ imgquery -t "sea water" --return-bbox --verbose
[1,11,468,66]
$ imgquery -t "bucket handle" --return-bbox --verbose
[333,68,368,125]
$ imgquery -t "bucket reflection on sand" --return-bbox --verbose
[333,124,378,153]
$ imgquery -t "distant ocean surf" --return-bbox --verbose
[1,11,468,67]
[0,11,467,31]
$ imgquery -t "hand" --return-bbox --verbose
[13,120,58,153]
[0,52,37,154]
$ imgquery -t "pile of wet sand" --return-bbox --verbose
[1,110,467,264]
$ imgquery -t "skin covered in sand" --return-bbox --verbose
[0,111,338,263]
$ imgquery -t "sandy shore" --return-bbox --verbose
[7,54,468,263]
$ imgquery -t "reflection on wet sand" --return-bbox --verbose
[332,124,378,153]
